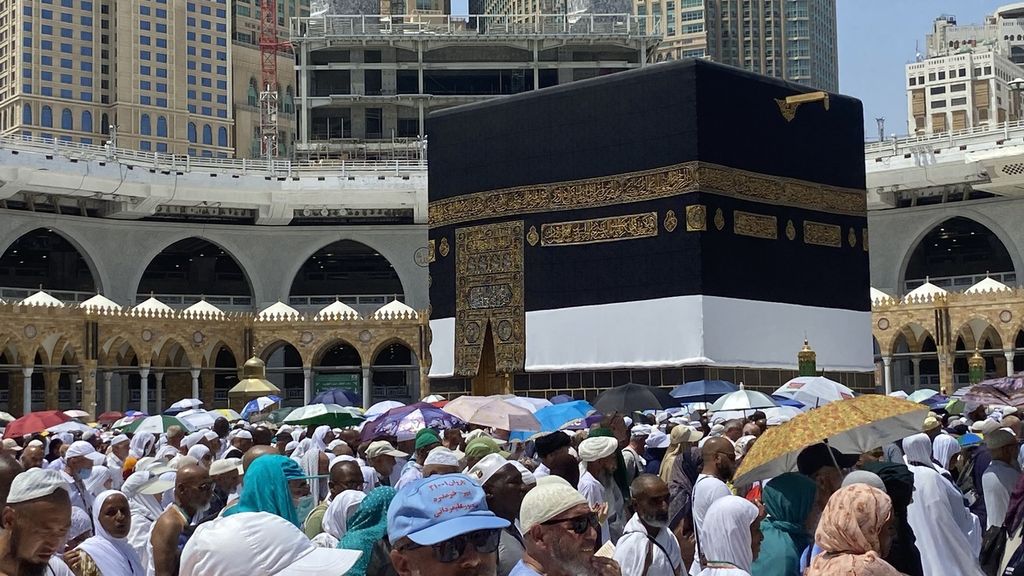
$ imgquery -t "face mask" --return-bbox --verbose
[77,467,93,480]
[294,494,315,521]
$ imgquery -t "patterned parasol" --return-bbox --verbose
[964,374,1024,408]
[733,395,928,485]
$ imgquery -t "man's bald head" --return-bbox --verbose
[630,473,664,496]
[175,464,213,516]
[242,444,278,472]
[19,445,43,470]
[328,460,363,498]
[701,437,737,482]
[0,455,23,507]
[630,474,670,528]
[332,442,354,457]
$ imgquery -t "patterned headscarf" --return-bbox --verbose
[807,484,902,576]
[339,486,397,576]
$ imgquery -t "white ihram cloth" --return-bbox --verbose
[577,469,610,544]
[984,460,1021,529]
[121,472,165,568]
[906,463,986,576]
[312,490,367,549]
[689,474,732,576]
[613,513,682,576]
[696,496,759,576]
[76,490,145,576]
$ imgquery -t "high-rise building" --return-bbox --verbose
[0,0,304,158]
[632,0,838,92]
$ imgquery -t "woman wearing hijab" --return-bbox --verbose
[311,489,366,548]
[84,466,114,498]
[185,445,212,469]
[862,461,924,576]
[805,484,901,576]
[669,446,703,568]
[933,435,962,478]
[749,472,817,576]
[223,454,309,527]
[697,495,762,576]
[72,490,145,576]
[120,470,167,569]
[339,486,398,576]
[129,433,155,459]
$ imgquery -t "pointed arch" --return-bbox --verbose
[134,236,253,304]
[0,227,100,293]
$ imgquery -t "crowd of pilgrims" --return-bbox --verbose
[5,405,1024,575]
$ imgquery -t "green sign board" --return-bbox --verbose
[314,373,360,394]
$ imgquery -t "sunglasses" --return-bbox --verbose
[399,529,501,563]
[542,512,600,535]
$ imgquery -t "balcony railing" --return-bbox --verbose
[0,287,94,304]
[0,133,426,177]
[133,294,254,309]
[865,119,1024,155]
[904,271,1017,294]
[291,13,660,40]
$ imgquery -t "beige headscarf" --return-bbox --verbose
[806,484,902,576]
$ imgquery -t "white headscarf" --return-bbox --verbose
[299,448,327,501]
[903,433,947,477]
[312,426,331,452]
[697,495,759,576]
[154,445,179,462]
[932,434,961,473]
[323,490,366,540]
[129,433,155,459]
[84,465,113,497]
[76,490,145,576]
[291,438,313,461]
[906,461,986,576]
[187,445,211,468]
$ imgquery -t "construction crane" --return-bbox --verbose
[259,0,291,159]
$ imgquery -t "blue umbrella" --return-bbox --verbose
[510,400,595,442]
[770,395,805,409]
[241,395,282,420]
[313,388,361,407]
[550,394,576,404]
[669,380,738,403]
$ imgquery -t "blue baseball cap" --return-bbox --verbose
[387,473,510,545]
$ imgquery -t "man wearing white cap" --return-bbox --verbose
[613,474,682,576]
[469,453,530,576]
[105,434,130,489]
[223,430,253,460]
[578,436,620,545]
[61,440,105,516]
[1,468,75,576]
[1,439,22,459]
[180,511,362,575]
[513,476,621,576]
[366,440,408,487]
[422,446,460,477]
[622,425,650,486]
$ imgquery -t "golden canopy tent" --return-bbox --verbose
[228,357,281,413]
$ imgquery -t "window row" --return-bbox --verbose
[186,123,229,147]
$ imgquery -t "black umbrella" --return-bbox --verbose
[593,383,680,415]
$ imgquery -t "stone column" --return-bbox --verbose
[938,352,955,395]
[43,370,60,410]
[21,366,34,416]
[81,360,97,420]
[154,372,164,413]
[303,367,312,405]
[362,366,372,409]
[190,368,201,400]
[911,358,921,391]
[1006,350,1016,376]
[103,372,113,413]
[881,356,893,395]
[139,365,150,414]
[8,370,24,416]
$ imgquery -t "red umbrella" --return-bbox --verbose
[97,411,124,425]
[4,410,71,439]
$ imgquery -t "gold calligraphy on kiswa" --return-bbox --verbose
[804,221,842,247]
[540,212,659,246]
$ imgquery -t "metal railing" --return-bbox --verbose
[133,294,254,308]
[0,286,93,304]
[865,119,1024,155]
[288,294,405,308]
[291,13,660,40]
[904,271,1017,294]
[0,133,427,177]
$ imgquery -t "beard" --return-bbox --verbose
[10,531,49,576]
[550,536,595,575]
[641,513,670,529]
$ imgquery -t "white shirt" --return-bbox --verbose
[60,470,94,516]
[395,461,423,490]
[578,469,611,543]
[614,513,683,576]
[689,474,732,576]
[387,457,408,487]
[983,460,1021,528]
[47,556,75,576]
[533,463,551,480]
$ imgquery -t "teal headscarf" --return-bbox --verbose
[339,486,397,576]
[222,455,304,527]
[749,472,817,576]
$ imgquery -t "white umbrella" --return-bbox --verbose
[774,376,855,408]
[168,398,204,412]
[364,401,406,421]
[421,395,446,403]
[284,404,363,427]
[63,410,91,419]
[707,385,777,413]
[0,412,15,423]
[47,421,93,434]
[887,391,909,399]
[496,395,552,413]
[711,406,803,426]
[178,409,217,430]
[443,396,542,431]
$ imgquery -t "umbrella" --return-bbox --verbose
[964,375,1024,408]
[124,410,146,418]
[0,412,14,423]
[773,376,855,408]
[241,395,281,420]
[166,398,204,414]
[178,409,217,430]
[509,400,595,442]
[734,395,928,485]
[497,395,552,413]
[421,395,445,403]
[593,383,679,415]
[212,408,243,422]
[263,407,298,425]
[443,396,542,431]
[712,405,803,426]
[361,402,463,442]
[669,380,738,403]
[707,385,778,413]
[922,394,950,410]
[63,410,91,420]
[907,389,940,403]
[312,389,361,407]
[951,386,973,400]
[365,401,406,421]
[110,416,142,429]
[47,421,94,434]
[4,410,71,439]
[770,395,805,409]
[887,391,909,399]
[97,411,123,425]
[283,404,364,428]
[121,415,192,434]
[549,394,576,404]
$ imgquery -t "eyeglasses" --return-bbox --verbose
[398,529,501,563]
[542,512,600,535]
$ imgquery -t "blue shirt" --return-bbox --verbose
[509,560,542,576]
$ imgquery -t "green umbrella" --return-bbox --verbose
[283,404,364,428]
[263,407,298,425]
[120,415,192,434]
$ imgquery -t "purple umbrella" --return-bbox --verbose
[360,402,464,442]
[313,388,361,407]
[550,394,576,405]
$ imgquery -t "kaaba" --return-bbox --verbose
[426,59,874,400]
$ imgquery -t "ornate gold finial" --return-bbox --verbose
[969,348,985,384]
[798,338,817,377]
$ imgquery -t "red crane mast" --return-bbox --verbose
[258,0,292,158]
